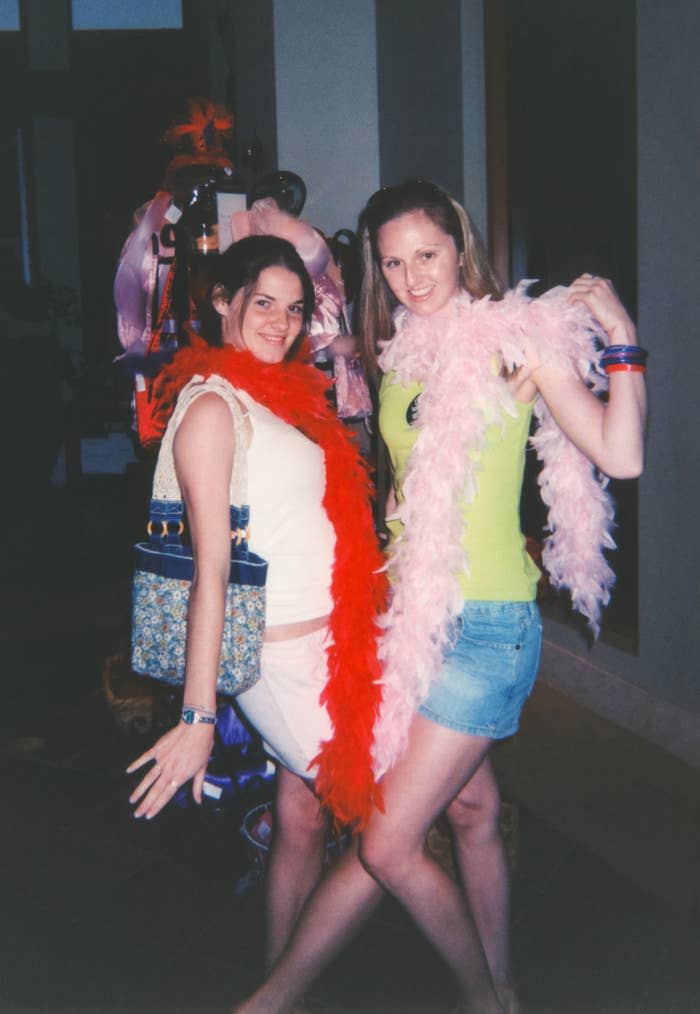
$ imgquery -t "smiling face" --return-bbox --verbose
[377,210,463,316]
[216,265,305,364]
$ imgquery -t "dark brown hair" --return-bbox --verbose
[191,235,315,354]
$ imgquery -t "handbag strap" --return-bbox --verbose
[151,374,249,506]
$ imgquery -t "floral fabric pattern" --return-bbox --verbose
[132,571,265,696]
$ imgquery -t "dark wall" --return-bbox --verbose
[224,0,277,189]
[504,0,638,642]
[376,0,463,193]
[505,0,637,308]
[636,0,700,713]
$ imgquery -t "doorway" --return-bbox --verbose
[486,0,639,646]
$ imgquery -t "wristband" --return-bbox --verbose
[605,363,646,374]
[600,344,648,366]
[602,344,646,355]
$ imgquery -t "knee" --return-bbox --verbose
[357,834,395,888]
[446,780,501,845]
[358,827,414,891]
[274,778,327,851]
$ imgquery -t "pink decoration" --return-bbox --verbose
[114,191,173,351]
[246,199,330,277]
[309,273,343,352]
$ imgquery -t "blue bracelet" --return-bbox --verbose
[601,344,648,357]
[601,344,648,366]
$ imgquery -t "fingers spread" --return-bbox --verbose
[192,771,205,805]
[125,749,155,774]
[129,761,161,807]
[132,771,181,820]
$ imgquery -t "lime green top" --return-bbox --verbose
[378,374,540,601]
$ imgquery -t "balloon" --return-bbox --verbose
[247,170,306,216]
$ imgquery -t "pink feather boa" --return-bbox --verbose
[372,282,615,776]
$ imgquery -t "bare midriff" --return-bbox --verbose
[264,614,330,643]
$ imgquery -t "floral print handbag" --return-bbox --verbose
[131,376,267,696]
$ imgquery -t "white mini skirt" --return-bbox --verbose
[235,626,333,779]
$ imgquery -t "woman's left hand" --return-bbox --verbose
[127,722,215,819]
[566,273,637,346]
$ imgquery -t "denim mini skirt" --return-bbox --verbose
[418,600,542,739]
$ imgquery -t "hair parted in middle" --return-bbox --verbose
[357,178,503,378]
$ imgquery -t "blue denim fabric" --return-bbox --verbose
[418,600,542,739]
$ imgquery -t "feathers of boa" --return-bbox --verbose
[153,336,387,828]
[372,283,616,776]
[162,98,233,153]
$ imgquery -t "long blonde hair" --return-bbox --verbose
[357,179,502,381]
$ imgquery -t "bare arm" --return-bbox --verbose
[519,274,647,479]
[128,393,235,818]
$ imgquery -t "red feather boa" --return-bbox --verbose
[154,337,387,828]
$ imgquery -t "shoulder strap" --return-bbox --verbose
[151,374,249,505]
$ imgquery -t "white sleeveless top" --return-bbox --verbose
[235,388,335,625]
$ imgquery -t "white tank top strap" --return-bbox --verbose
[152,373,249,505]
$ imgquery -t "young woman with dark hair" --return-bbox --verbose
[127,235,386,970]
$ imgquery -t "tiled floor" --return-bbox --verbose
[2,478,699,1013]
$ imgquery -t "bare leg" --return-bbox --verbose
[234,838,384,1013]
[235,716,504,1014]
[446,757,516,1009]
[265,767,327,968]
[359,716,503,1013]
